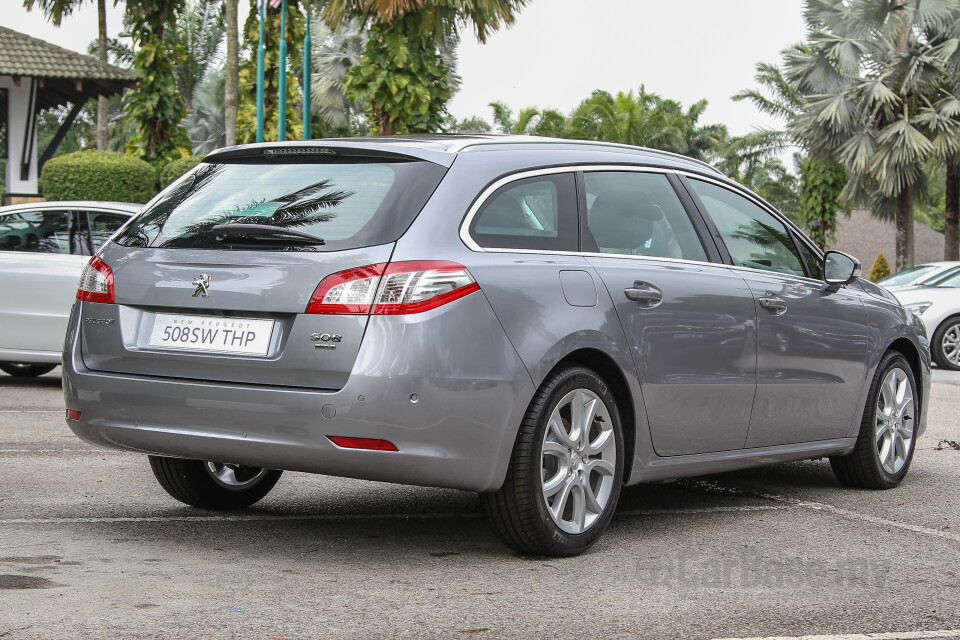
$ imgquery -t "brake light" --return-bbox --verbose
[77,256,114,304]
[306,261,478,315]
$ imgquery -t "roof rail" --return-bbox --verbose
[450,136,725,176]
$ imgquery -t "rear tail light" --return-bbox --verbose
[305,264,385,315]
[306,261,478,315]
[76,256,114,304]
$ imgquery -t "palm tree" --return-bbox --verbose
[563,88,726,159]
[786,0,960,269]
[183,68,225,154]
[731,50,848,249]
[23,0,111,149]
[309,16,367,134]
[224,0,239,146]
[169,0,225,112]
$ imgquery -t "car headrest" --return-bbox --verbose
[479,196,530,230]
[589,192,657,249]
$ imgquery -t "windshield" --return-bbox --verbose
[114,160,446,251]
[928,268,960,288]
[877,265,937,287]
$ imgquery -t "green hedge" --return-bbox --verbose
[160,155,203,188]
[39,150,156,203]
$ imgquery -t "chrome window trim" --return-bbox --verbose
[458,164,827,287]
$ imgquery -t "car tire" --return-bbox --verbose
[481,364,624,557]
[148,456,282,510]
[830,351,918,489]
[931,316,960,371]
[0,363,57,378]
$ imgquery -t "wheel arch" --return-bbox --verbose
[555,348,637,482]
[886,336,925,419]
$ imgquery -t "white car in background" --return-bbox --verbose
[877,261,960,290]
[894,268,960,370]
[0,201,138,377]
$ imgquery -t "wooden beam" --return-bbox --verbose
[38,99,85,173]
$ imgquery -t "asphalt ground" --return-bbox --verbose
[1,368,958,639]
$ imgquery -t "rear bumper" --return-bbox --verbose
[63,292,535,492]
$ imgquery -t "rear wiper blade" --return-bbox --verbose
[211,223,325,245]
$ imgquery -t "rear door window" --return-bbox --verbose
[583,171,707,261]
[115,160,446,251]
[86,211,130,251]
[469,173,578,252]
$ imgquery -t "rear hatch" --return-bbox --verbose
[78,144,448,389]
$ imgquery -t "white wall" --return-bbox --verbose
[0,75,40,196]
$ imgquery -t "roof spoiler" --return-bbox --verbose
[204,141,455,167]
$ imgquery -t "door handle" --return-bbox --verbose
[758,292,788,314]
[624,281,663,306]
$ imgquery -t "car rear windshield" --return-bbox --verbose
[113,159,446,251]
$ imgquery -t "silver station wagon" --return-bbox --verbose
[64,136,930,556]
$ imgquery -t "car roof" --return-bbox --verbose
[0,201,140,214]
[204,135,725,177]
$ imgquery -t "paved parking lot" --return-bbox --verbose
[1,369,958,639]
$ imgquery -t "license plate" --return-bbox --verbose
[148,313,275,356]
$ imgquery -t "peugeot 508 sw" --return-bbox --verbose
[63,136,930,556]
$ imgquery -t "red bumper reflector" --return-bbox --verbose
[327,436,398,452]
[66,409,82,421]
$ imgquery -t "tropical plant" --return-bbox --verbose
[124,0,192,168]
[489,101,566,137]
[183,68,226,154]
[563,88,726,159]
[309,15,367,134]
[442,115,492,133]
[320,0,528,135]
[732,51,848,249]
[237,0,306,143]
[786,0,960,270]
[168,0,225,112]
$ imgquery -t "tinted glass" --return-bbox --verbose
[794,235,824,280]
[87,211,129,251]
[0,210,71,254]
[921,266,960,287]
[470,173,578,251]
[583,172,706,261]
[115,160,446,251]
[931,269,960,288]
[877,264,938,287]
[689,179,804,276]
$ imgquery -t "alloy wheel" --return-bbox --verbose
[204,462,270,490]
[942,324,960,367]
[874,367,915,475]
[540,388,617,534]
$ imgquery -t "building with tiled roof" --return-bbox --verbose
[1,26,138,203]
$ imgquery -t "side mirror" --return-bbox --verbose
[824,250,861,286]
